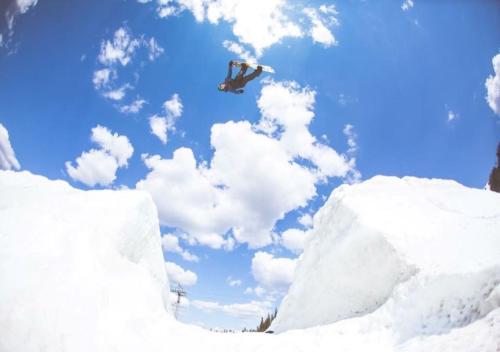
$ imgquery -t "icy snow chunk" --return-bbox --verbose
[0,171,172,352]
[272,176,500,335]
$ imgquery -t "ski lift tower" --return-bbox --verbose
[170,284,186,318]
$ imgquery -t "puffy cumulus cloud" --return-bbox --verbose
[137,80,357,249]
[93,26,163,106]
[0,123,21,170]
[251,251,297,292]
[401,0,414,11]
[165,261,198,286]
[65,125,133,187]
[137,148,231,249]
[90,125,134,166]
[485,53,500,116]
[92,68,116,90]
[257,80,352,180]
[149,116,168,144]
[139,0,340,58]
[149,93,184,144]
[98,27,141,67]
[208,120,318,246]
[303,5,339,47]
[164,93,183,119]
[1,0,39,49]
[192,299,272,319]
[280,228,310,254]
[161,233,199,262]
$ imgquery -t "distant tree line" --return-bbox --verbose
[241,308,278,333]
[488,143,500,193]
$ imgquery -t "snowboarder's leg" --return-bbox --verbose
[226,61,234,80]
[243,66,263,84]
[236,64,248,79]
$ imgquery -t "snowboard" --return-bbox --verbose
[232,61,275,74]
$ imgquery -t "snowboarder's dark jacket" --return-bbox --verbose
[223,61,262,94]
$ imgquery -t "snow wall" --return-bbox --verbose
[271,176,500,340]
[1,171,499,351]
[0,171,173,352]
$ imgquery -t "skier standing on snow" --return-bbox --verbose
[218,60,263,94]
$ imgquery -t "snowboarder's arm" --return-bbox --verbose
[231,89,244,94]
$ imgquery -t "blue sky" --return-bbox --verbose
[1,0,499,330]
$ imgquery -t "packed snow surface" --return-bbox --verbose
[1,171,499,352]
[272,177,500,338]
[0,171,172,352]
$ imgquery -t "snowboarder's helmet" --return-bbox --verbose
[218,84,225,92]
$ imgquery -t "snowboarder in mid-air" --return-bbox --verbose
[218,60,263,94]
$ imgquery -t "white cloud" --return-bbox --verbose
[90,125,134,167]
[93,27,163,103]
[98,27,141,67]
[165,261,198,286]
[192,299,272,319]
[65,150,120,187]
[103,84,132,101]
[65,125,133,187]
[343,124,358,155]
[303,5,339,47]
[149,116,168,144]
[92,68,115,90]
[298,213,313,228]
[226,276,242,287]
[222,40,256,63]
[137,148,230,248]
[401,0,414,11]
[0,123,21,170]
[148,94,184,144]
[119,99,147,114]
[164,93,183,120]
[17,0,38,14]
[257,80,351,179]
[161,234,199,262]
[251,251,297,292]
[254,286,266,297]
[137,80,356,249]
[147,37,164,61]
[485,53,500,116]
[342,124,361,184]
[280,228,310,254]
[1,0,39,48]
[141,1,341,58]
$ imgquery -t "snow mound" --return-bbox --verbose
[271,176,500,342]
[0,171,173,352]
[2,171,499,352]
